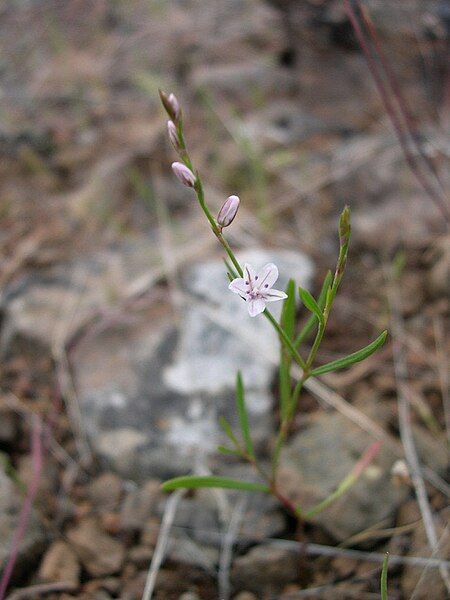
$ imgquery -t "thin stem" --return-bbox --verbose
[264,310,308,372]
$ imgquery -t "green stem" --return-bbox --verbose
[264,311,308,372]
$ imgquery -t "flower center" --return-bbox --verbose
[248,289,263,300]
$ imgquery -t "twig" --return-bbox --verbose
[422,466,450,499]
[142,521,450,570]
[432,314,450,445]
[5,581,77,600]
[141,489,186,600]
[344,0,450,224]
[411,525,450,600]
[386,268,450,594]
[218,497,246,600]
[0,415,43,600]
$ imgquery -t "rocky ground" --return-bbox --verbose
[0,1,449,599]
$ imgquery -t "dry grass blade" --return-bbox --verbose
[5,582,77,600]
[141,489,186,600]
[218,497,247,600]
[432,314,450,445]
[344,0,450,223]
[386,268,450,594]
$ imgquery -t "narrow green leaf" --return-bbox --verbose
[311,330,388,376]
[318,271,333,310]
[161,475,269,493]
[298,287,324,326]
[219,416,240,450]
[217,446,241,457]
[381,553,389,600]
[279,280,296,420]
[236,372,255,459]
[294,271,332,347]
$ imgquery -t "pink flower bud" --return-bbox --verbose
[217,195,240,228]
[171,162,196,188]
[159,90,181,122]
[168,93,180,119]
[167,120,180,151]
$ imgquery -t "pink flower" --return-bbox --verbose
[171,162,196,188]
[229,263,287,317]
[217,195,240,228]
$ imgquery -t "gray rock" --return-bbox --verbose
[231,543,298,595]
[165,248,313,396]
[66,516,125,577]
[0,237,160,358]
[277,413,407,541]
[71,248,313,480]
[87,472,123,511]
[352,192,442,250]
[38,540,80,586]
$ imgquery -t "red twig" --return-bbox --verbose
[359,3,446,192]
[0,416,43,600]
[344,0,450,224]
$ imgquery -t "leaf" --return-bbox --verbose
[217,446,241,456]
[219,416,240,450]
[279,280,296,419]
[161,475,269,493]
[298,287,324,326]
[381,553,389,600]
[318,271,333,310]
[294,271,332,347]
[236,372,255,459]
[311,330,388,376]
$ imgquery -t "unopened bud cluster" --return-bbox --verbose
[161,91,240,228]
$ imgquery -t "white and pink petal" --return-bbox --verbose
[247,297,266,317]
[264,288,288,302]
[228,278,249,297]
[243,263,257,290]
[256,263,279,290]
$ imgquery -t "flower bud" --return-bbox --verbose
[171,162,196,188]
[217,195,240,228]
[339,205,351,247]
[159,90,181,122]
[167,120,180,151]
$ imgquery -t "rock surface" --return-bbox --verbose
[71,248,313,480]
[38,540,81,586]
[66,517,125,577]
[277,413,406,541]
[231,543,298,595]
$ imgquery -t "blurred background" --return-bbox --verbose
[0,1,449,599]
